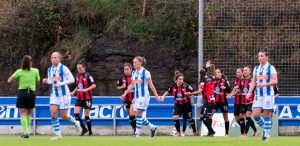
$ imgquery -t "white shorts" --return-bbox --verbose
[252,95,275,110]
[134,96,150,111]
[50,95,71,110]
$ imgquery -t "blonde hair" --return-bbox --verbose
[134,56,146,66]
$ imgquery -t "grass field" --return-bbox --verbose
[0,136,299,146]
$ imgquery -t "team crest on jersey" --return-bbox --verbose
[214,87,220,93]
[243,88,248,93]
[78,83,83,89]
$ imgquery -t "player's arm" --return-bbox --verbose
[42,68,52,84]
[71,87,78,96]
[116,78,126,90]
[81,75,96,92]
[148,78,160,102]
[227,86,239,98]
[160,91,169,102]
[58,67,75,86]
[187,88,203,95]
[246,76,256,99]
[7,76,15,83]
[258,74,278,88]
[121,83,134,99]
[8,70,19,83]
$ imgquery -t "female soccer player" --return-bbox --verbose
[161,71,197,136]
[42,52,81,140]
[71,59,96,136]
[187,69,215,136]
[7,55,40,138]
[121,56,160,137]
[117,63,136,134]
[246,49,278,141]
[211,68,231,136]
[241,66,259,136]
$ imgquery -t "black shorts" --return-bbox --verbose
[201,103,214,116]
[16,89,36,109]
[246,103,253,112]
[173,104,192,119]
[123,100,133,109]
[234,104,247,116]
[75,99,92,109]
[213,102,228,113]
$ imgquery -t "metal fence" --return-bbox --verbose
[203,0,300,95]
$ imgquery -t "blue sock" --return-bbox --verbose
[143,117,155,129]
[254,116,265,129]
[135,115,143,135]
[51,118,61,136]
[67,116,76,125]
[264,116,272,134]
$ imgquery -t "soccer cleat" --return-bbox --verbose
[75,121,82,135]
[50,135,62,141]
[262,132,270,141]
[88,132,93,136]
[173,132,181,137]
[192,132,198,136]
[253,130,260,137]
[150,126,157,137]
[81,129,88,136]
[207,130,215,137]
[133,134,140,138]
[21,134,29,139]
[180,133,185,137]
[224,134,229,137]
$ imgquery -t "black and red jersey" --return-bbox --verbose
[75,72,95,100]
[199,76,216,103]
[167,83,194,105]
[234,78,245,104]
[117,75,134,102]
[214,78,231,103]
[274,85,279,95]
[240,78,253,103]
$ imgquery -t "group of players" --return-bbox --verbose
[8,49,278,141]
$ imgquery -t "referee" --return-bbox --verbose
[7,55,40,138]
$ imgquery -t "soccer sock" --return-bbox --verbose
[225,121,230,135]
[51,118,61,136]
[67,116,76,125]
[143,117,155,129]
[182,118,187,133]
[85,116,92,133]
[254,116,265,129]
[264,116,272,135]
[189,119,196,133]
[245,117,257,134]
[173,119,180,132]
[74,114,87,131]
[135,115,143,135]
[203,116,213,133]
[26,116,31,132]
[129,115,136,131]
[21,116,28,134]
[240,118,245,134]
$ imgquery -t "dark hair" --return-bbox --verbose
[259,48,269,56]
[174,71,184,82]
[200,69,207,82]
[77,59,87,67]
[215,68,228,80]
[124,63,132,70]
[243,66,251,71]
[135,56,146,66]
[236,67,243,72]
[21,55,32,70]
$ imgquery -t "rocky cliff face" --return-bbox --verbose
[85,35,198,96]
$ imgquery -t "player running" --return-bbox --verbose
[42,52,81,140]
[246,49,278,141]
[121,56,160,137]
[161,71,197,136]
[117,63,136,134]
[71,59,96,136]
[7,55,40,138]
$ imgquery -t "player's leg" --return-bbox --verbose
[128,102,136,133]
[234,104,241,130]
[239,105,246,136]
[202,103,214,136]
[173,112,181,136]
[19,108,29,137]
[26,109,33,134]
[221,103,229,136]
[50,105,61,140]
[84,107,92,136]
[262,96,275,141]
[183,104,196,135]
[74,100,88,136]
[252,96,264,129]
[245,103,259,136]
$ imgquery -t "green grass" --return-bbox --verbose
[0,136,299,146]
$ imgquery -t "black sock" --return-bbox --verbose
[189,119,196,133]
[129,115,136,131]
[74,114,87,130]
[203,117,213,133]
[173,119,180,132]
[182,118,187,132]
[225,121,229,135]
[246,117,257,133]
[240,118,245,134]
[85,116,92,133]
